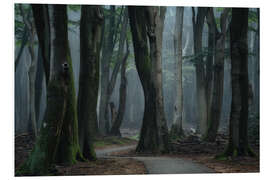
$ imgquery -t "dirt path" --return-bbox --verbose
[95,145,215,174]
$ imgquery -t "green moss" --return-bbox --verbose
[233,149,238,157]
[215,154,228,161]
[55,47,82,165]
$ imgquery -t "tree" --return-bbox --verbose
[192,7,208,136]
[77,5,104,160]
[220,8,255,157]
[31,4,51,85]
[110,37,130,136]
[99,6,118,135]
[204,8,230,141]
[128,6,169,153]
[17,5,82,175]
[170,7,184,138]
[19,4,38,138]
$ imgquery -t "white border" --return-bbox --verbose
[1,0,269,180]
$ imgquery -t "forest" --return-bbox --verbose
[14,4,260,176]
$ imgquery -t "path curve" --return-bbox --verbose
[95,145,215,174]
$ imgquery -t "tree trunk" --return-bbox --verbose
[204,8,230,141]
[17,5,73,175]
[128,6,169,153]
[192,7,208,136]
[31,4,51,85]
[77,5,103,160]
[222,8,254,157]
[110,38,130,136]
[35,46,44,128]
[19,4,38,138]
[104,7,128,133]
[171,7,184,137]
[99,6,116,135]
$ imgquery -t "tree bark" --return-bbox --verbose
[104,7,128,134]
[17,5,73,175]
[204,8,230,141]
[222,8,254,157]
[128,6,169,153]
[35,46,44,127]
[77,5,103,160]
[31,4,51,85]
[171,7,184,137]
[110,38,130,136]
[192,7,208,136]
[19,5,38,138]
[99,6,116,135]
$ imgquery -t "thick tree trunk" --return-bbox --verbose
[51,5,83,165]
[222,8,254,157]
[99,6,116,135]
[171,7,184,137]
[128,6,169,153]
[77,5,103,160]
[17,5,74,175]
[204,8,229,141]
[192,7,208,136]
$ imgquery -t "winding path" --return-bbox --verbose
[95,145,215,174]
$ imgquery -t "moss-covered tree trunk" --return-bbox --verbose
[222,8,254,157]
[77,5,104,160]
[204,8,230,142]
[171,7,184,138]
[128,6,169,153]
[51,5,83,165]
[17,5,73,175]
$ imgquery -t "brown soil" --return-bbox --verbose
[55,158,146,175]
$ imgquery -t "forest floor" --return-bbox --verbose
[15,130,259,175]
[15,132,146,175]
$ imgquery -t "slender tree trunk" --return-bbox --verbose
[171,7,184,137]
[77,5,103,160]
[192,7,208,136]
[128,6,169,153]
[204,8,230,141]
[15,26,29,72]
[104,7,128,133]
[19,5,38,137]
[110,38,130,136]
[222,8,254,157]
